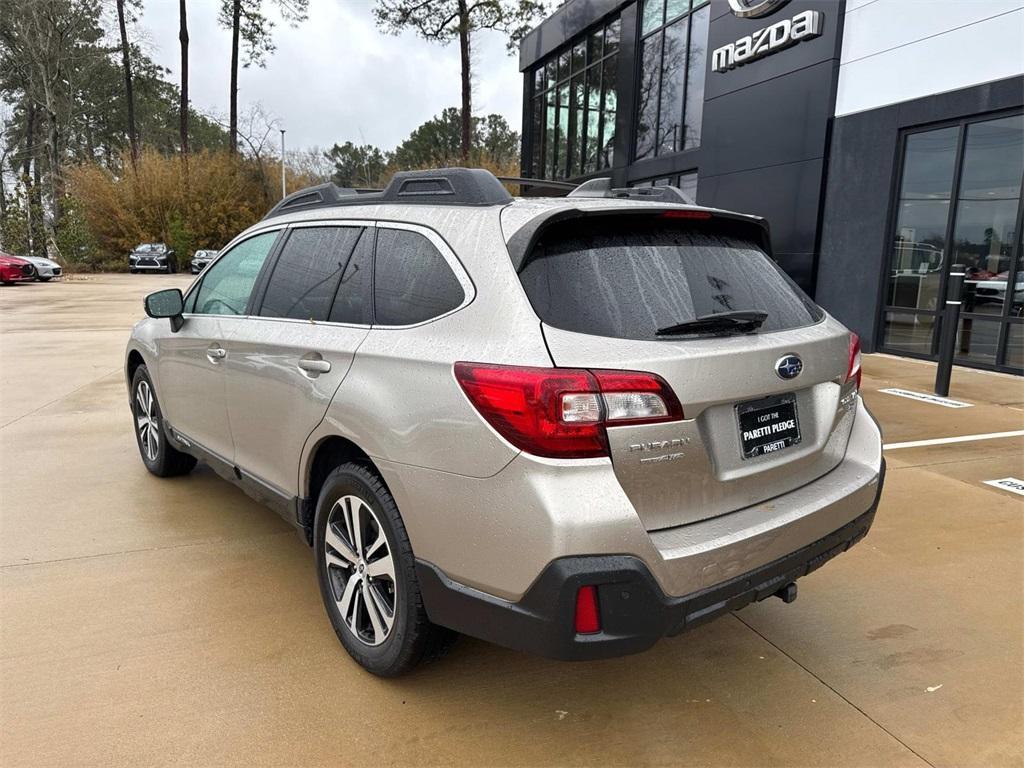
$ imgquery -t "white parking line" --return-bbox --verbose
[883,430,1024,450]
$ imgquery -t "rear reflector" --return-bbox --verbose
[574,586,601,634]
[454,363,684,459]
[847,333,862,389]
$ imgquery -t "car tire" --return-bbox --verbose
[130,365,197,478]
[314,463,456,677]
[2,281,14,286]
[38,277,52,282]
[130,269,137,274]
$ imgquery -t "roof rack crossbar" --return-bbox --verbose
[263,167,513,220]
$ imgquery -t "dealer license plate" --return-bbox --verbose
[737,394,801,459]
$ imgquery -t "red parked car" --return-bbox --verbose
[0,252,36,285]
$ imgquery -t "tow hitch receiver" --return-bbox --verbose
[775,582,798,604]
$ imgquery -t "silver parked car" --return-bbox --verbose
[17,254,63,281]
[125,169,884,676]
[190,249,219,274]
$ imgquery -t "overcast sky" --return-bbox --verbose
[137,0,527,152]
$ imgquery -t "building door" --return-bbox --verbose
[880,112,1024,373]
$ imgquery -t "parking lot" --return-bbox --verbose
[1,274,1022,767]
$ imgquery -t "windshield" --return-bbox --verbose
[518,219,823,341]
[136,243,164,252]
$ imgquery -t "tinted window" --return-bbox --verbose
[259,227,363,321]
[192,231,277,316]
[374,229,465,325]
[518,219,822,341]
[329,228,372,324]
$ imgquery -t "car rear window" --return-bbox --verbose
[517,218,823,341]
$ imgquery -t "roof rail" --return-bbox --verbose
[263,167,513,220]
[568,177,694,205]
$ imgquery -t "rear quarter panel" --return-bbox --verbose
[301,207,554,489]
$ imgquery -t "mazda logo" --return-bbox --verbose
[728,0,790,18]
[775,354,803,380]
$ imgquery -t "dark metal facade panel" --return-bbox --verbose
[703,0,845,101]
[519,0,631,70]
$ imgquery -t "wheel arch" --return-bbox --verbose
[304,434,382,498]
[126,348,146,390]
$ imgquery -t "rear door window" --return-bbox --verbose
[373,228,465,325]
[518,218,823,341]
[259,226,365,322]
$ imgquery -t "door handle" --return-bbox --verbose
[298,357,331,375]
[206,346,227,364]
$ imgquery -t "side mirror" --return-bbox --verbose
[144,288,185,332]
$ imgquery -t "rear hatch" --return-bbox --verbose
[513,209,857,531]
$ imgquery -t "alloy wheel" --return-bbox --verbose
[324,495,397,647]
[135,380,159,462]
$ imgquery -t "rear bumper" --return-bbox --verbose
[418,462,883,660]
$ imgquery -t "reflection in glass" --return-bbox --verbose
[605,19,620,54]
[888,127,959,312]
[657,18,688,155]
[556,84,570,177]
[587,27,602,62]
[683,5,709,150]
[602,54,618,167]
[642,0,664,35]
[1006,324,1023,370]
[571,41,586,75]
[533,67,543,93]
[901,127,959,198]
[569,75,585,177]
[882,114,1023,370]
[666,0,689,21]
[530,98,544,177]
[954,318,1000,366]
[953,115,1024,314]
[544,92,556,179]
[883,311,936,356]
[679,171,698,203]
[558,51,570,82]
[958,115,1023,200]
[635,35,662,161]
[584,70,601,174]
[544,60,556,91]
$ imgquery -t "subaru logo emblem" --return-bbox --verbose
[775,354,803,380]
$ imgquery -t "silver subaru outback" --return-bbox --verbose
[126,168,884,676]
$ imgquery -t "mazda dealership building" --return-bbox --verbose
[518,0,1024,373]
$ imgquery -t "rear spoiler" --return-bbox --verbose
[505,206,773,273]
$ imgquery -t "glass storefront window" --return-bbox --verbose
[888,127,958,312]
[632,0,710,160]
[882,311,937,356]
[683,4,709,150]
[1006,323,1024,370]
[526,17,620,180]
[954,317,1001,366]
[629,171,698,202]
[882,113,1024,373]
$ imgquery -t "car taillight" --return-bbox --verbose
[847,333,862,389]
[453,363,683,459]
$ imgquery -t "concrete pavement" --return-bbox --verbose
[1,274,1022,767]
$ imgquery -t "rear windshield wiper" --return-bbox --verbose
[656,310,768,337]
